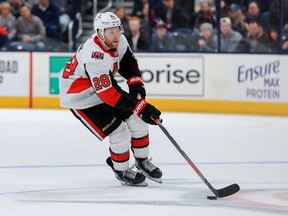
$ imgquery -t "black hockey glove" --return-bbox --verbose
[132,99,161,125]
[127,76,146,99]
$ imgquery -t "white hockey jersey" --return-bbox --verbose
[59,34,140,110]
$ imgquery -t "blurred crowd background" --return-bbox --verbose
[0,0,287,53]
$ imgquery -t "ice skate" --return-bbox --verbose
[135,157,163,183]
[106,157,148,187]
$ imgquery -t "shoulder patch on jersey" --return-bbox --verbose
[91,51,104,60]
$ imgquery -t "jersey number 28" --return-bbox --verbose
[92,74,111,91]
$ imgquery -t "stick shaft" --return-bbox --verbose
[154,119,218,196]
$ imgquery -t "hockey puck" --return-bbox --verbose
[207,196,217,200]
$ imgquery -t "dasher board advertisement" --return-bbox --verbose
[0,53,28,96]
[230,55,288,102]
[116,53,204,98]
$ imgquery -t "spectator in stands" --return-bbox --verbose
[0,2,17,41]
[228,3,247,36]
[132,0,164,20]
[191,22,217,52]
[176,0,195,14]
[25,0,38,6]
[126,16,148,51]
[236,19,269,52]
[283,0,288,26]
[132,0,169,38]
[161,0,192,31]
[53,0,71,40]
[268,0,280,28]
[32,0,61,40]
[0,25,8,50]
[9,5,46,51]
[53,0,72,16]
[115,7,130,37]
[267,27,279,53]
[194,0,216,30]
[282,23,288,53]
[244,0,268,30]
[194,0,215,12]
[132,0,148,17]
[151,19,175,52]
[224,1,247,8]
[139,2,152,41]
[220,0,229,17]
[9,0,26,18]
[220,17,242,52]
[283,40,288,53]
[175,0,196,28]
[252,0,270,13]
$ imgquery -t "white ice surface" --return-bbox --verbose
[0,109,288,216]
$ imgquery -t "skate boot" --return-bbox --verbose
[106,157,148,187]
[135,157,163,183]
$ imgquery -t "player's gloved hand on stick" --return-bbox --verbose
[127,76,146,99]
[132,99,161,125]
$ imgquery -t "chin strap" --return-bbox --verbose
[98,33,106,44]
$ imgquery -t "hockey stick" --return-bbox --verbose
[153,118,240,198]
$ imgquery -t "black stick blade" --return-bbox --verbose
[216,183,240,198]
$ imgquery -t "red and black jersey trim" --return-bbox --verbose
[71,109,106,140]
[97,87,136,108]
[131,134,149,149]
[110,148,130,163]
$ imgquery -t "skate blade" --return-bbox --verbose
[145,175,163,183]
[120,180,148,187]
[137,170,163,184]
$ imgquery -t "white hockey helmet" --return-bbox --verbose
[94,12,123,39]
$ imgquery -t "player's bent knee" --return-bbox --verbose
[126,113,148,138]
[109,122,130,153]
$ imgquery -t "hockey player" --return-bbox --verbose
[59,12,162,186]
